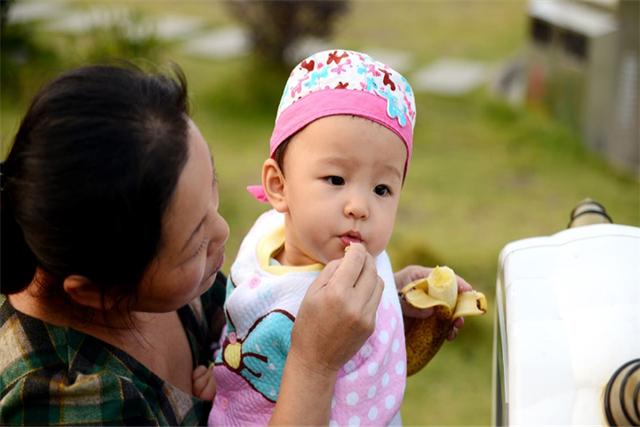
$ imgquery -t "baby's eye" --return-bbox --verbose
[374,184,391,196]
[325,176,345,186]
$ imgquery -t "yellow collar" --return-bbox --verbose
[257,225,323,275]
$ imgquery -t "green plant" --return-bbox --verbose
[1,22,60,101]
[225,0,348,68]
[83,10,164,65]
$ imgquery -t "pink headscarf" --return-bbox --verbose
[248,49,416,202]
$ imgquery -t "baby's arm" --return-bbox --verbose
[192,364,216,401]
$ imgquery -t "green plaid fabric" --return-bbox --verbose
[0,274,227,426]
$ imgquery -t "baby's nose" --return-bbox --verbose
[344,197,369,219]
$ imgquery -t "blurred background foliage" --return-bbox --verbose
[226,0,348,67]
[1,0,638,425]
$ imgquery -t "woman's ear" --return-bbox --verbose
[63,275,114,310]
[262,158,288,213]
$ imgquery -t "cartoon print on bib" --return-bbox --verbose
[215,304,295,402]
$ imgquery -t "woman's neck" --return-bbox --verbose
[7,275,194,395]
[7,278,156,345]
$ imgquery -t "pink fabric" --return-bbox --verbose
[246,184,268,203]
[208,368,272,426]
[330,296,406,425]
[207,210,406,426]
[247,49,416,203]
[248,90,414,204]
[208,292,406,426]
[269,89,413,161]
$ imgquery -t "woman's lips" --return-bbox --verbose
[203,254,225,284]
[213,254,225,272]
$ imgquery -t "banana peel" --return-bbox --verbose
[400,266,487,376]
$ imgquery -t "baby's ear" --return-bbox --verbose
[262,158,288,213]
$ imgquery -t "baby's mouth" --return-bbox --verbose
[340,231,363,247]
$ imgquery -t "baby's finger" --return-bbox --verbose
[456,276,473,293]
[446,317,465,341]
[192,365,208,381]
[447,326,459,341]
[401,303,434,319]
[192,365,210,396]
[199,370,217,401]
[405,265,432,282]
[453,316,465,329]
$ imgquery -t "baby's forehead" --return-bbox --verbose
[294,115,404,142]
[315,150,405,178]
[279,115,406,178]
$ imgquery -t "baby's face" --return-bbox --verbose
[278,115,406,265]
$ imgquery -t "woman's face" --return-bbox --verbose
[134,119,229,312]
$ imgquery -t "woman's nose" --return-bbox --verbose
[207,214,230,257]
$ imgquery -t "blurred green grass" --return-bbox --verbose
[2,1,639,425]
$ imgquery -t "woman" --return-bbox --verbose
[0,64,466,425]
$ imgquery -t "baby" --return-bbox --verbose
[207,49,416,426]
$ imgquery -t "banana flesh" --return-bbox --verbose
[400,266,487,376]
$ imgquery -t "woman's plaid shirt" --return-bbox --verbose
[0,274,226,426]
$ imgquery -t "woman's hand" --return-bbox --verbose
[394,265,473,341]
[271,243,383,425]
[290,242,383,375]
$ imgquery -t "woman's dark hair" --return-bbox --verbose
[1,64,190,307]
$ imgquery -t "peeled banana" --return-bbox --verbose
[400,266,487,376]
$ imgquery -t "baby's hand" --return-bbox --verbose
[192,364,216,401]
[394,265,473,340]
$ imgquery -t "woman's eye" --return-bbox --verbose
[374,184,391,196]
[326,176,345,186]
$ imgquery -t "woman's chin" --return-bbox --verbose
[201,268,219,287]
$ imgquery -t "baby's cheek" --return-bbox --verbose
[370,225,394,255]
